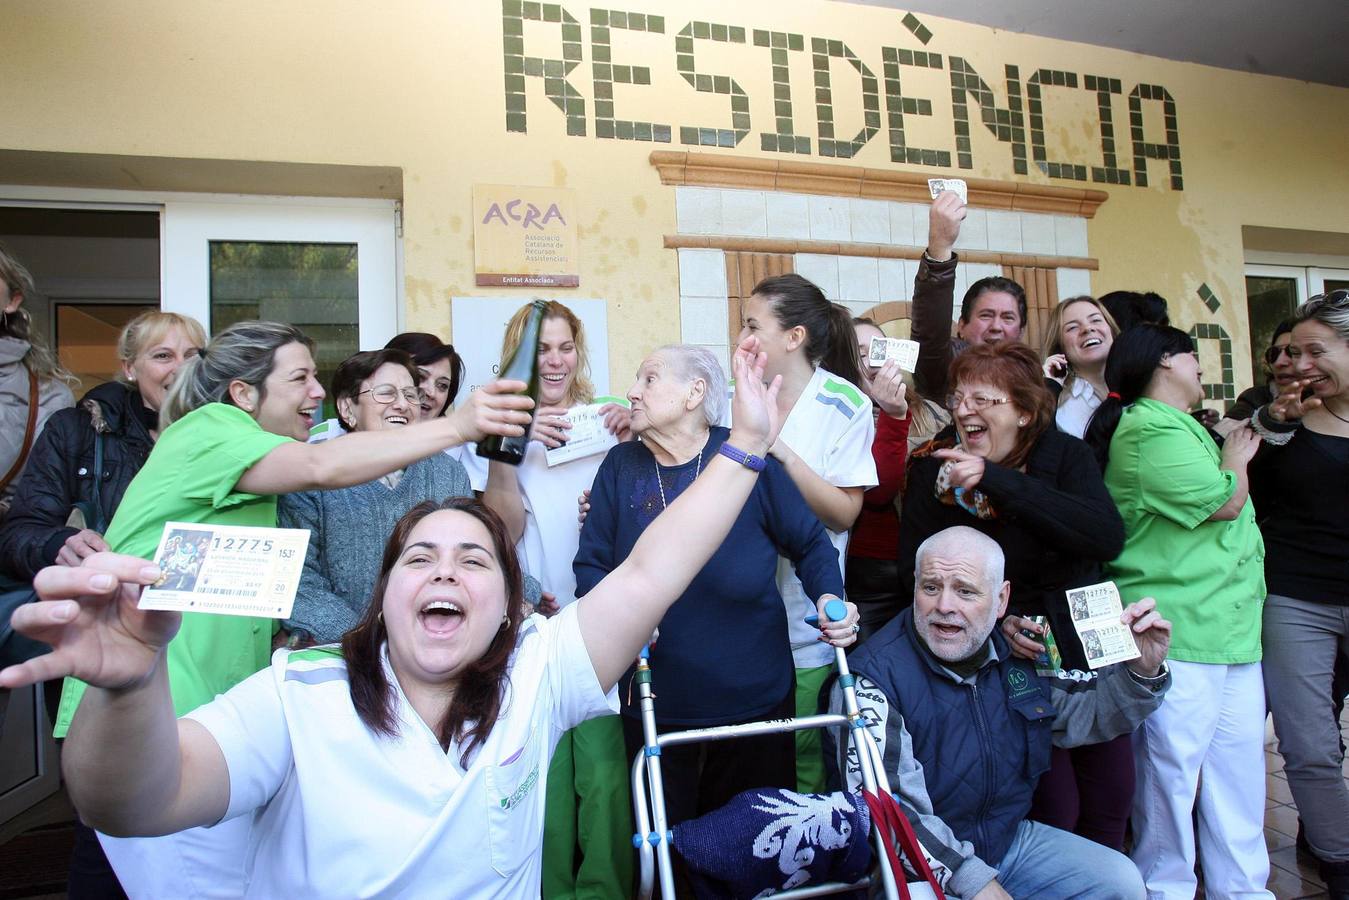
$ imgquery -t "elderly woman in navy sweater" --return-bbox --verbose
[574,344,859,828]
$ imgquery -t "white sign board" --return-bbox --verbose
[450,297,610,399]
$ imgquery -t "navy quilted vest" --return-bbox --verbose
[849,613,1056,866]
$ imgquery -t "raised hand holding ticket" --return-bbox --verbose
[927,178,968,204]
[1065,580,1141,669]
[868,336,920,373]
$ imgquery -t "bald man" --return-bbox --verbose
[830,526,1171,900]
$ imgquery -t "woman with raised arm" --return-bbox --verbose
[736,274,877,791]
[574,344,856,853]
[48,319,532,898]
[0,339,790,899]
[1084,324,1270,900]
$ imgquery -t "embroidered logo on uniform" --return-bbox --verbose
[1006,668,1037,700]
[499,763,539,810]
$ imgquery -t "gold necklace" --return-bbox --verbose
[655,449,703,510]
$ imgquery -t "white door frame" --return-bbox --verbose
[162,197,399,346]
[1244,263,1309,303]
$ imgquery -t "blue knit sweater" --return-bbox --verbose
[278,453,474,643]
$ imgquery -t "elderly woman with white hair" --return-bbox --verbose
[574,344,858,834]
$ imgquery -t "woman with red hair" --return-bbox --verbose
[897,342,1134,852]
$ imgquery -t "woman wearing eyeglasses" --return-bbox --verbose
[279,349,515,645]
[898,342,1132,849]
[1249,290,1349,898]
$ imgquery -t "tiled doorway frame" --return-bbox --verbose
[655,151,1107,370]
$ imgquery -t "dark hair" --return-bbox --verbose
[948,342,1055,470]
[1098,291,1170,333]
[383,332,466,416]
[1083,324,1195,469]
[752,273,864,388]
[330,348,421,431]
[1270,319,1295,345]
[960,277,1028,328]
[342,497,527,767]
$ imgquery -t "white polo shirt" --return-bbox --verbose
[771,367,877,667]
[185,604,616,899]
[457,443,603,607]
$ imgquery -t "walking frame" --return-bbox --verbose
[630,600,906,900]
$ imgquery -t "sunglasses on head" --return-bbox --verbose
[1308,289,1349,309]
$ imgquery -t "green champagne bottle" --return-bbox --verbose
[476,299,548,465]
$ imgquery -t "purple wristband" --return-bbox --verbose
[718,442,766,472]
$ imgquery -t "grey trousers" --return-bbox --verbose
[1263,593,1349,864]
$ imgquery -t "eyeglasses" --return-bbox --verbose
[359,384,420,405]
[1263,345,1293,366]
[945,392,1013,412]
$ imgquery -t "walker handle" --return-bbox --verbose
[804,597,849,626]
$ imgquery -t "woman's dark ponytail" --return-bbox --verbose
[752,274,865,388]
[1084,323,1196,470]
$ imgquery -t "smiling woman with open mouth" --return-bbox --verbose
[41,320,538,898]
[0,337,786,899]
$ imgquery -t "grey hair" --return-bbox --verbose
[913,526,1005,589]
[1295,291,1349,344]
[159,320,314,429]
[654,344,727,427]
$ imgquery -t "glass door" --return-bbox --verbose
[1244,265,1306,388]
[162,199,400,410]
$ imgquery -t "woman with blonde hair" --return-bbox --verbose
[1,311,207,581]
[464,299,633,899]
[1040,295,1120,438]
[0,242,76,521]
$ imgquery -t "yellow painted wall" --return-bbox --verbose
[2,0,1347,392]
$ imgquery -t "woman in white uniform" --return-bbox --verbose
[466,299,633,898]
[736,273,877,791]
[0,340,824,900]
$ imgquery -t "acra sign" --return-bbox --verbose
[480,199,569,230]
[500,2,1184,190]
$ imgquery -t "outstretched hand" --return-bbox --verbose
[0,554,177,692]
[728,335,783,456]
[1121,597,1171,678]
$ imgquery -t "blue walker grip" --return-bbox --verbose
[805,597,849,626]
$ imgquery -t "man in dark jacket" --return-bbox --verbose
[911,192,1027,401]
[831,526,1170,899]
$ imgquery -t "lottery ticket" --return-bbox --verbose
[545,399,625,467]
[1064,581,1141,669]
[927,178,968,204]
[867,336,920,373]
[139,522,310,619]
